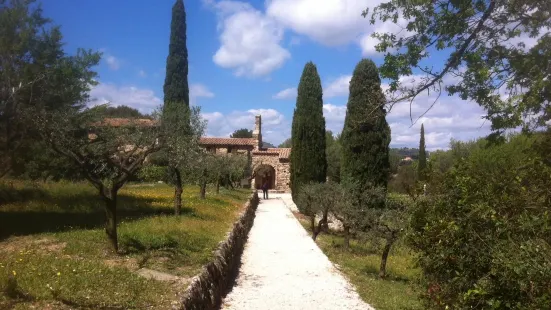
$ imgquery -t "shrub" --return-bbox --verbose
[408,133,551,309]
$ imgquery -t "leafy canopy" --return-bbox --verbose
[230,128,253,138]
[366,0,551,136]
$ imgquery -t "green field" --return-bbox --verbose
[0,181,250,309]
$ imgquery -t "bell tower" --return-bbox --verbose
[252,115,262,150]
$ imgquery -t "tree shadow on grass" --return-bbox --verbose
[0,190,194,241]
[359,264,412,283]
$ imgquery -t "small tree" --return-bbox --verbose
[36,106,162,252]
[162,105,206,214]
[365,193,409,278]
[296,182,337,240]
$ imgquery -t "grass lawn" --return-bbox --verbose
[295,213,423,310]
[0,181,250,309]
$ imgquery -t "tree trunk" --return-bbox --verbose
[216,179,220,194]
[173,168,183,215]
[310,216,317,240]
[379,239,393,278]
[313,217,326,241]
[200,168,207,199]
[321,208,329,232]
[102,188,119,253]
[343,225,350,250]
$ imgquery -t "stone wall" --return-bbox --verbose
[174,192,260,310]
[276,161,291,192]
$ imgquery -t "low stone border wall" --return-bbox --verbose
[174,191,260,310]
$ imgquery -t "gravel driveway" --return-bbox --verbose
[221,194,374,310]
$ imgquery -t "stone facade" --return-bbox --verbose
[199,115,291,192]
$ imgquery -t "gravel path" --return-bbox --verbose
[221,194,374,310]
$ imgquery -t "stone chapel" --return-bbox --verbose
[199,115,291,192]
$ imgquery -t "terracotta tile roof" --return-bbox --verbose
[94,118,157,127]
[199,137,257,146]
[275,148,291,160]
[252,148,291,160]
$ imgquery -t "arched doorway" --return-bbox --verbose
[254,164,276,190]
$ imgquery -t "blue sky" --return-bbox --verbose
[41,0,495,150]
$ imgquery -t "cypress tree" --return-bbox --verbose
[164,0,189,108]
[340,59,390,192]
[163,0,189,215]
[418,124,427,181]
[290,62,327,202]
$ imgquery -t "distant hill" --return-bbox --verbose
[392,147,420,160]
[263,142,276,148]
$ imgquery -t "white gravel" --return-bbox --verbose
[221,194,374,310]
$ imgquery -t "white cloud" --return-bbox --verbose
[190,83,215,106]
[210,1,290,77]
[266,0,416,56]
[190,84,215,98]
[273,87,297,100]
[138,70,147,78]
[105,54,121,71]
[359,16,415,56]
[266,0,371,46]
[203,108,290,144]
[320,91,491,150]
[323,103,347,134]
[89,83,162,113]
[324,75,352,98]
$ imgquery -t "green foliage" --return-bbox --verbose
[278,138,292,148]
[408,133,551,309]
[290,62,327,201]
[163,0,189,108]
[102,105,151,119]
[137,165,167,183]
[388,164,422,197]
[418,124,427,181]
[162,106,206,174]
[0,0,100,178]
[296,182,337,216]
[388,148,402,175]
[230,128,253,138]
[326,131,341,183]
[366,0,551,135]
[341,59,390,195]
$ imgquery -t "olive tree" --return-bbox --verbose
[36,105,162,252]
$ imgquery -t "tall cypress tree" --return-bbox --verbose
[340,59,390,192]
[418,124,427,181]
[163,0,189,215]
[290,62,327,202]
[164,0,188,108]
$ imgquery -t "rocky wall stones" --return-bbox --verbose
[174,192,260,310]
